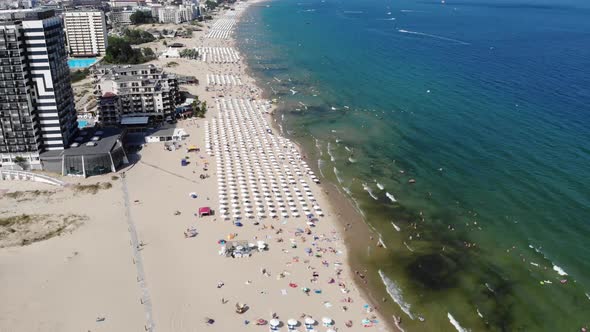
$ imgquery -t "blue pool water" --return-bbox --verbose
[68,58,98,69]
[77,120,88,129]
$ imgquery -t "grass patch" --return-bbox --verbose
[73,182,112,194]
[0,214,33,227]
[4,190,55,201]
[71,68,90,83]
[0,214,87,247]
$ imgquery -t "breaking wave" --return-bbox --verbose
[378,270,414,319]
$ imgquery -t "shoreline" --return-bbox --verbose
[232,6,401,330]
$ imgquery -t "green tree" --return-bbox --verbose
[142,47,156,60]
[179,48,199,59]
[130,11,154,25]
[205,0,218,10]
[13,156,28,170]
[104,36,154,64]
[199,101,208,118]
[122,28,155,45]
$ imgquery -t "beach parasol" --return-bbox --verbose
[322,317,333,326]
[269,319,280,327]
[287,318,298,327]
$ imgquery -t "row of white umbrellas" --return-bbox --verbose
[205,98,324,221]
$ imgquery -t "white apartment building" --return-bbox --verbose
[94,64,180,125]
[109,0,145,8]
[64,10,108,57]
[157,4,197,24]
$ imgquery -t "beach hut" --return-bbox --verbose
[199,207,212,217]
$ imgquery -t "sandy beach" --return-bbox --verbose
[0,2,391,331]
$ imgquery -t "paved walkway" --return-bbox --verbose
[121,174,156,332]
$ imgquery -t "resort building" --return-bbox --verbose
[0,9,78,169]
[108,8,134,26]
[63,10,108,57]
[109,0,145,8]
[93,64,180,126]
[157,4,198,24]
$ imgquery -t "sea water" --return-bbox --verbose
[237,0,590,330]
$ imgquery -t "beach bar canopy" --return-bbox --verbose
[199,207,212,217]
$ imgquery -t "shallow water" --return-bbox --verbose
[237,0,590,330]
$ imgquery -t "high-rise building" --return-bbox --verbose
[64,10,108,57]
[0,9,77,168]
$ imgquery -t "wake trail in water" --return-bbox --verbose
[398,29,470,45]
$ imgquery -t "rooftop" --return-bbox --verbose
[0,8,55,21]
[41,127,124,158]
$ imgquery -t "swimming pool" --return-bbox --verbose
[68,58,98,69]
[78,120,88,129]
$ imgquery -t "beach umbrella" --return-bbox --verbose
[304,317,315,326]
[269,319,280,327]
[322,317,333,326]
[287,319,298,328]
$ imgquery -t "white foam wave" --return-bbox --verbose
[378,270,414,319]
[398,29,470,45]
[448,313,470,332]
[342,187,351,195]
[376,182,384,190]
[314,138,323,156]
[403,241,414,252]
[333,167,343,184]
[391,221,400,231]
[386,192,397,202]
[327,142,335,162]
[348,157,357,163]
[529,244,569,276]
[362,183,378,200]
[317,159,325,177]
[476,308,483,319]
[344,146,351,152]
[553,265,568,276]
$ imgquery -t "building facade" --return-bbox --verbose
[108,8,133,26]
[64,10,108,57]
[94,64,179,126]
[109,0,145,8]
[0,9,77,169]
[157,4,198,24]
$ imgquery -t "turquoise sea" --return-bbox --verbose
[237,0,590,330]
